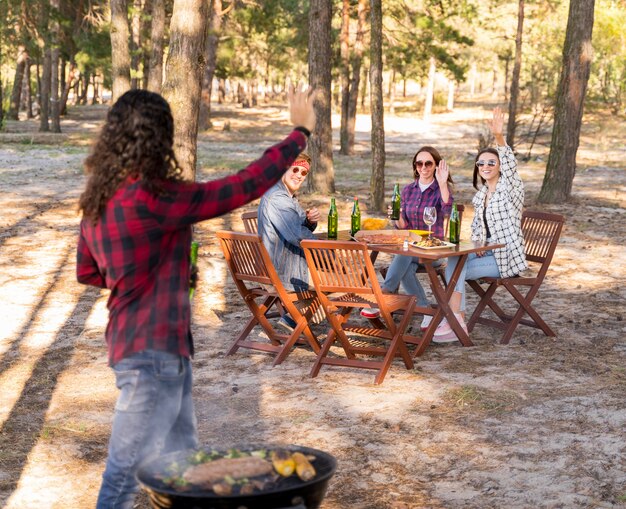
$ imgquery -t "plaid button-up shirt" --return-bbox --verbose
[400,179,453,238]
[77,130,307,365]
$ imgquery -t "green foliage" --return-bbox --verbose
[588,0,626,113]
[384,0,476,83]
[216,0,309,84]
[75,25,112,88]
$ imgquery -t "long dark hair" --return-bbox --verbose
[79,89,185,224]
[412,146,454,184]
[472,148,500,190]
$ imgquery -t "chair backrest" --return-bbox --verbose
[521,210,565,272]
[301,239,379,296]
[216,230,282,290]
[241,210,258,234]
[444,204,464,238]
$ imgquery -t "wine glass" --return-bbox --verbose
[423,207,437,238]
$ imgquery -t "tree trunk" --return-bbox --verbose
[110,0,131,102]
[162,0,209,181]
[423,56,436,121]
[60,59,77,116]
[346,0,368,154]
[339,0,351,155]
[360,65,368,107]
[447,79,455,111]
[130,0,142,89]
[8,45,28,120]
[50,0,61,132]
[147,0,165,92]
[23,58,34,118]
[507,0,525,150]
[388,68,396,115]
[469,62,476,97]
[369,0,385,212]
[308,0,334,194]
[39,49,51,132]
[538,0,595,204]
[199,0,223,130]
[50,46,61,131]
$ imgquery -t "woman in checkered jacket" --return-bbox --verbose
[434,107,528,343]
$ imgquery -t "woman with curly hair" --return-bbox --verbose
[76,87,316,509]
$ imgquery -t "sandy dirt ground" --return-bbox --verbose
[0,101,625,509]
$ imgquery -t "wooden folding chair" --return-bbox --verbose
[216,231,322,365]
[467,210,565,344]
[301,239,416,384]
[241,210,258,234]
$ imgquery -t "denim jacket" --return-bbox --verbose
[258,181,317,291]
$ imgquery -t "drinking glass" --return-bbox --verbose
[423,207,437,238]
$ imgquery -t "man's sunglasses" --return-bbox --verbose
[476,160,498,167]
[414,160,434,169]
[291,166,309,177]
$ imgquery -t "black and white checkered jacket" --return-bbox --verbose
[470,144,528,278]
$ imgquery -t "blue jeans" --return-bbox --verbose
[383,254,441,307]
[445,252,501,312]
[96,350,198,509]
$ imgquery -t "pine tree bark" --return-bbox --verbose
[162,0,209,181]
[538,0,595,203]
[308,0,334,194]
[346,0,367,154]
[339,0,351,155]
[110,0,131,102]
[39,49,51,132]
[369,0,385,212]
[147,0,165,92]
[130,0,142,89]
[507,0,524,150]
[199,0,224,130]
[8,45,28,120]
[50,0,61,132]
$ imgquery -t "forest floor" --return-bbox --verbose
[0,98,625,509]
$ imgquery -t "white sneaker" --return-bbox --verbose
[432,313,468,344]
[361,308,380,319]
[420,315,433,330]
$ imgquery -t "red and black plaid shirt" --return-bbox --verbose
[77,130,307,365]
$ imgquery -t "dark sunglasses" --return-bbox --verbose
[476,160,498,168]
[414,160,434,169]
[291,166,309,177]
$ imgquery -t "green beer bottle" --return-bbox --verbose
[189,240,199,299]
[327,198,338,239]
[350,197,361,236]
[391,183,401,220]
[449,203,460,244]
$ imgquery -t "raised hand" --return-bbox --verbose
[436,159,449,186]
[489,107,506,145]
[288,84,317,133]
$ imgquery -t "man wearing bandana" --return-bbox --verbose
[257,154,320,329]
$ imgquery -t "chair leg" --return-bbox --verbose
[500,284,556,343]
[374,304,416,384]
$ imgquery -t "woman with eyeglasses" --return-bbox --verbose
[361,145,454,331]
[433,107,528,343]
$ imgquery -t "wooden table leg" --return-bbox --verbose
[413,255,473,357]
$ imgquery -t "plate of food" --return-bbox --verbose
[410,237,456,249]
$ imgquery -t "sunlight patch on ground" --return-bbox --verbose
[4,444,99,509]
